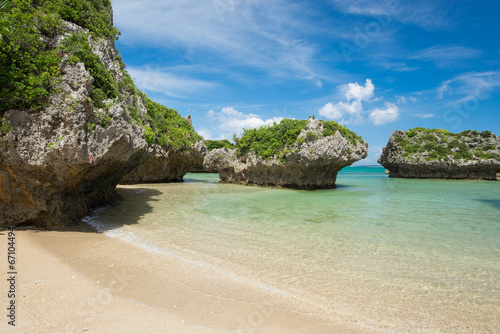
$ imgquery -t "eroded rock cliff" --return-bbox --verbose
[204,119,368,189]
[0,2,200,228]
[0,53,147,228]
[379,128,500,180]
[121,142,206,184]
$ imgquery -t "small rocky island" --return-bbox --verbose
[379,128,500,180]
[204,118,368,189]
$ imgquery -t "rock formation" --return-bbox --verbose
[379,128,500,180]
[203,119,368,189]
[0,3,200,228]
[0,58,147,228]
[121,142,205,184]
[191,140,234,173]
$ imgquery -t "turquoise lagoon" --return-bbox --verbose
[87,166,500,332]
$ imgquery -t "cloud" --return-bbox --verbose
[396,96,418,104]
[113,0,332,84]
[318,102,342,120]
[127,66,216,99]
[206,107,284,139]
[319,79,379,124]
[410,46,482,68]
[329,0,450,29]
[414,113,435,119]
[369,102,399,125]
[379,61,419,72]
[345,79,374,101]
[437,83,449,99]
[437,71,500,104]
[318,100,363,121]
[197,129,213,140]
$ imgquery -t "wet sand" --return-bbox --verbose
[0,227,374,333]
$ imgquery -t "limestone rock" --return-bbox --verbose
[203,119,368,189]
[121,142,205,184]
[0,18,152,228]
[378,129,500,180]
[0,62,147,228]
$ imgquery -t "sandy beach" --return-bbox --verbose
[0,226,374,333]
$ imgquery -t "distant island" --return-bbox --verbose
[379,128,500,180]
[203,118,368,189]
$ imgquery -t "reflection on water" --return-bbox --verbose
[89,167,500,333]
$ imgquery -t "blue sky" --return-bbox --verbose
[112,0,500,165]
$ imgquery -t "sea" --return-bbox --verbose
[85,166,500,333]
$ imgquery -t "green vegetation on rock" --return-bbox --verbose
[234,118,365,161]
[394,128,500,162]
[60,33,119,107]
[0,0,201,150]
[321,120,367,147]
[0,116,12,134]
[0,0,62,111]
[204,139,235,151]
[235,119,308,159]
[142,97,201,151]
[0,0,120,112]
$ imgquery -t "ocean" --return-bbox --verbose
[85,166,500,332]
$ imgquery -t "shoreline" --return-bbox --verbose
[0,226,373,333]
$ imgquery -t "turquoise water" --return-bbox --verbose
[88,167,500,332]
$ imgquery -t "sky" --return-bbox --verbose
[112,0,500,165]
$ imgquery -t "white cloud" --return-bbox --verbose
[437,71,500,104]
[414,113,435,119]
[345,79,374,101]
[318,100,363,121]
[197,129,213,140]
[113,0,331,84]
[318,102,342,120]
[437,83,449,99]
[379,61,419,72]
[127,66,216,99]
[206,107,284,139]
[410,46,482,68]
[397,96,418,104]
[369,103,399,125]
[319,79,378,124]
[330,0,450,30]
[339,100,363,115]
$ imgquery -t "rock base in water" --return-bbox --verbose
[379,129,500,180]
[204,119,368,189]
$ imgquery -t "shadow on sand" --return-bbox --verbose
[24,186,164,233]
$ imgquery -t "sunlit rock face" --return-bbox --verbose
[204,119,368,189]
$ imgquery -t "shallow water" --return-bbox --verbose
[86,167,500,333]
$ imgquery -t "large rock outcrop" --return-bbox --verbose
[121,142,206,184]
[379,128,500,180]
[0,62,147,228]
[203,119,368,189]
[0,4,200,228]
